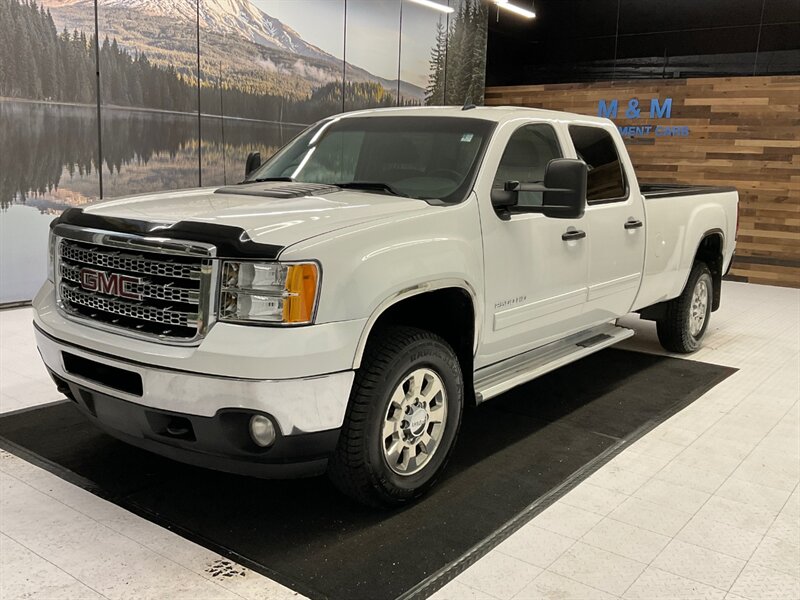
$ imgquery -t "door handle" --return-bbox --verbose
[562,229,586,241]
[624,219,643,230]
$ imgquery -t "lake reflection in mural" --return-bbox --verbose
[0,100,300,304]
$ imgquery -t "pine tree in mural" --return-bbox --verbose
[425,19,447,105]
[0,0,91,101]
[424,0,488,106]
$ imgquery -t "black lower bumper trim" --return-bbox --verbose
[53,372,340,478]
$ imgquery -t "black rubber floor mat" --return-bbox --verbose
[0,349,735,600]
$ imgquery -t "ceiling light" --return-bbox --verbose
[407,0,454,13]
[494,0,536,19]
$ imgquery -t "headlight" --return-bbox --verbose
[219,261,319,325]
[47,230,57,283]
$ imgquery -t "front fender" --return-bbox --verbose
[280,197,485,368]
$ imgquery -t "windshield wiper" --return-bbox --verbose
[240,176,294,184]
[335,181,408,197]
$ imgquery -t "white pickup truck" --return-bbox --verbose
[34,106,738,506]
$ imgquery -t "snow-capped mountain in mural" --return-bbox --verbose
[45,0,335,60]
[41,0,424,99]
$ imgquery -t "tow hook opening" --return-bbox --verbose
[166,418,193,438]
[148,413,196,442]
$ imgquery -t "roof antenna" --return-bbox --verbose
[462,97,476,111]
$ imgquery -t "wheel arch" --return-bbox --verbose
[688,228,724,311]
[353,280,480,401]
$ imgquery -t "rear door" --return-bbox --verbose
[567,125,646,323]
[475,121,591,368]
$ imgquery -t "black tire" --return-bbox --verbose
[656,261,713,353]
[327,326,463,507]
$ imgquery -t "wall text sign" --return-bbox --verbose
[597,98,690,138]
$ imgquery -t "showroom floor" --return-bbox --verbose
[1,281,798,600]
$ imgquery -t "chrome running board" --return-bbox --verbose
[473,323,634,403]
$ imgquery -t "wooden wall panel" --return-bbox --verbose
[485,76,800,288]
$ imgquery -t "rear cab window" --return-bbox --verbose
[568,125,628,204]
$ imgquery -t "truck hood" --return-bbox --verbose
[81,185,433,248]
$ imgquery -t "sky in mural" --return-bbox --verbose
[261,0,441,88]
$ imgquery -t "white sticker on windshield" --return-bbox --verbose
[461,133,474,142]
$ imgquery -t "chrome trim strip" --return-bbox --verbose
[52,224,216,257]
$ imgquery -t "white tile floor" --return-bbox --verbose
[1,281,798,600]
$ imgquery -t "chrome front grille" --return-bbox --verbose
[60,241,201,280]
[60,284,198,328]
[59,263,200,304]
[55,233,216,344]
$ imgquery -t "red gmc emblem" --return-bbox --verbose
[79,268,143,301]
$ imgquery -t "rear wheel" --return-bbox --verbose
[656,261,713,353]
[327,326,463,507]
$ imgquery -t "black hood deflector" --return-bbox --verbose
[52,208,284,259]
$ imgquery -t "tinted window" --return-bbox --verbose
[568,126,627,202]
[493,124,562,207]
[250,116,494,204]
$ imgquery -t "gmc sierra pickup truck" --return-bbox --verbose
[34,106,738,506]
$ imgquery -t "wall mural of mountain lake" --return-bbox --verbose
[0,0,488,303]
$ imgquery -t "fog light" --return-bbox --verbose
[249,415,276,447]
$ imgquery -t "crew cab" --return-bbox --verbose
[33,106,738,506]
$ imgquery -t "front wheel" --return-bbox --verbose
[327,326,463,507]
[656,261,713,353]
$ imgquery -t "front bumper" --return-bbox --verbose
[36,327,354,477]
[33,281,368,380]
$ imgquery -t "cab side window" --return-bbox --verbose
[493,124,562,207]
[568,126,627,203]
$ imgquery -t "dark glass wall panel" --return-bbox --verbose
[763,0,800,23]
[759,22,800,52]
[615,26,761,79]
[755,23,800,74]
[618,0,763,32]
[486,0,800,85]
[616,27,762,60]
[526,0,618,40]
[487,36,617,86]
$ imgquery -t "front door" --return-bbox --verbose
[475,122,591,369]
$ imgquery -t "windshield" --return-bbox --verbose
[246,116,494,203]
